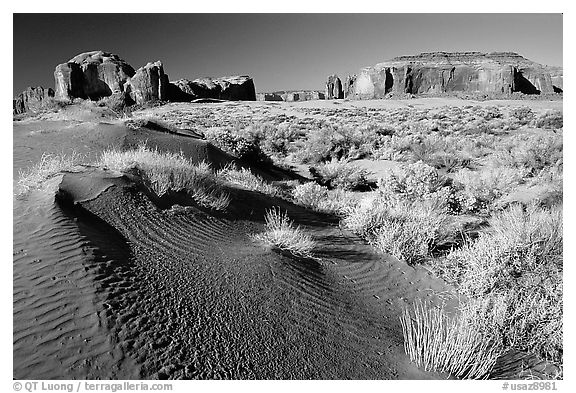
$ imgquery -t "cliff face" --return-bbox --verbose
[52,51,256,105]
[256,90,325,102]
[13,86,55,115]
[54,51,136,100]
[346,52,562,99]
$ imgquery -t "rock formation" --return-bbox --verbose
[256,90,325,102]
[345,52,562,99]
[13,86,55,114]
[344,75,357,99]
[125,61,169,104]
[325,75,344,99]
[168,76,256,101]
[547,66,563,93]
[54,51,135,100]
[51,51,256,105]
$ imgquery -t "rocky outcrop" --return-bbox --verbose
[125,61,169,104]
[326,75,343,99]
[168,76,256,101]
[344,75,356,99]
[51,51,257,105]
[346,52,562,99]
[54,51,135,100]
[547,66,563,93]
[13,86,55,114]
[256,90,325,102]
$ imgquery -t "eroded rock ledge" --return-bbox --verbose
[343,52,563,99]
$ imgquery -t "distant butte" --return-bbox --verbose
[342,51,563,99]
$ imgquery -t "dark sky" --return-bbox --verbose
[13,13,563,96]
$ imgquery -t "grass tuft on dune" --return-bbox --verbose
[216,164,281,197]
[17,152,83,196]
[99,144,230,211]
[400,298,504,379]
[253,207,316,258]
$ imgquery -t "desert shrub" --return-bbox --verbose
[433,205,563,363]
[99,145,230,211]
[400,298,504,379]
[406,134,475,171]
[342,196,448,264]
[532,110,563,129]
[510,106,535,125]
[377,161,451,202]
[292,182,359,216]
[252,207,315,257]
[309,159,372,191]
[491,132,563,172]
[216,164,280,197]
[17,152,83,196]
[371,134,417,161]
[241,123,299,159]
[293,124,381,164]
[203,127,270,164]
[452,166,529,213]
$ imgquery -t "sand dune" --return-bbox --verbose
[40,166,453,379]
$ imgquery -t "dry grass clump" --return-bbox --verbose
[17,152,83,196]
[216,164,281,197]
[253,207,315,257]
[431,204,563,364]
[400,298,505,379]
[99,144,230,211]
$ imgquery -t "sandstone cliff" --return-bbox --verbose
[13,86,55,115]
[51,51,256,105]
[125,61,169,104]
[345,52,562,99]
[326,75,344,99]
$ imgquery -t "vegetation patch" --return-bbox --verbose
[17,152,83,196]
[253,207,316,258]
[400,298,504,379]
[99,144,230,211]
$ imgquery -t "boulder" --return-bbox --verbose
[54,51,135,100]
[13,86,55,115]
[126,61,169,104]
[326,75,343,99]
[346,52,561,99]
[168,76,256,101]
